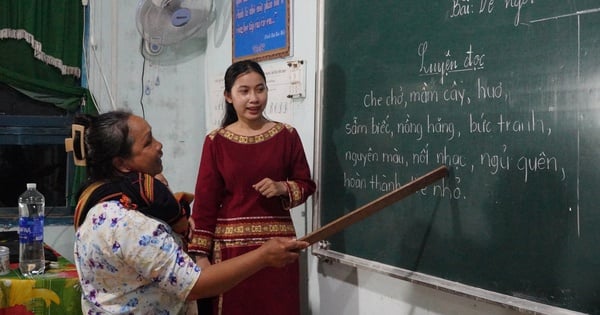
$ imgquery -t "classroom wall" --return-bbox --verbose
[46,1,525,314]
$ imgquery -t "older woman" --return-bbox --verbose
[69,110,308,314]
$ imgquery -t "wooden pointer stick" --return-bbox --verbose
[299,165,449,245]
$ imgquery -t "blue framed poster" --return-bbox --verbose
[232,0,290,62]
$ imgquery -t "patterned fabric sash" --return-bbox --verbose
[73,173,190,235]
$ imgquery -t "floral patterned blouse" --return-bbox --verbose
[74,200,201,314]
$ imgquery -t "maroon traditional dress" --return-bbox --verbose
[189,122,316,315]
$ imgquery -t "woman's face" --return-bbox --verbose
[120,115,163,176]
[224,71,268,123]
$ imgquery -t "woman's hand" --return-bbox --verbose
[187,237,308,300]
[187,217,195,241]
[258,237,309,268]
[252,178,288,198]
[196,255,212,269]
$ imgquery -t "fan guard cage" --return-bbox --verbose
[136,0,213,47]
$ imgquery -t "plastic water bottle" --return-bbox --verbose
[18,183,45,276]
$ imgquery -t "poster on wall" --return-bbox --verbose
[232,0,290,62]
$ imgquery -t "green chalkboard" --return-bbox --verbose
[317,1,600,314]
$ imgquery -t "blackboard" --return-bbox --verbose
[316,1,600,314]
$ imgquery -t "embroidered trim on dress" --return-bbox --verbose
[214,220,296,239]
[217,122,285,144]
[287,181,304,208]
[207,122,296,143]
[188,234,213,253]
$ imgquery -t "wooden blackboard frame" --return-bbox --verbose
[310,249,583,315]
[310,1,592,314]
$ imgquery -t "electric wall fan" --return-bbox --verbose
[136,0,213,65]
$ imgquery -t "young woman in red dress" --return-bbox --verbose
[189,60,316,315]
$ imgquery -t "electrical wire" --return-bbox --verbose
[81,2,101,113]
[139,39,147,119]
[85,0,117,112]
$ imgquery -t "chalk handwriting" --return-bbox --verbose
[448,0,536,27]
[418,42,485,84]
[340,72,565,199]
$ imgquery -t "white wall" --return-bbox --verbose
[85,0,206,194]
[47,1,527,314]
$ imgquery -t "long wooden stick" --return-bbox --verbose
[299,165,449,245]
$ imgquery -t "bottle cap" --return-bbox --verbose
[26,183,36,189]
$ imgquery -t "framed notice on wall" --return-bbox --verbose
[232,0,290,62]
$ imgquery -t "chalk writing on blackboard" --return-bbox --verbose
[317,1,600,313]
[340,38,566,199]
[449,0,535,26]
